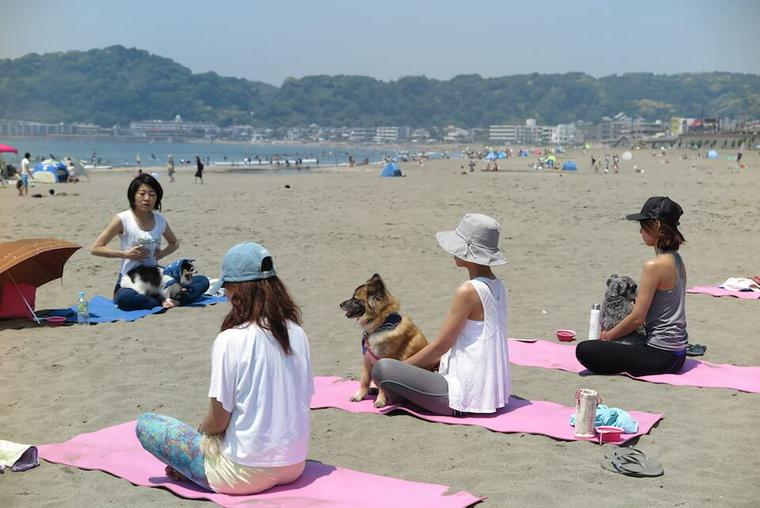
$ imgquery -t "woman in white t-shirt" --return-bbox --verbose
[136,242,314,495]
[372,214,511,415]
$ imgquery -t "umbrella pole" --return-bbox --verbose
[8,274,41,325]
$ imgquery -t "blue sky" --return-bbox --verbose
[1,0,758,85]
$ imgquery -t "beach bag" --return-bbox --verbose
[0,282,36,319]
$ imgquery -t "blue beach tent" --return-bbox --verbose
[707,150,719,160]
[32,161,68,183]
[484,152,497,160]
[379,162,403,177]
[562,160,578,171]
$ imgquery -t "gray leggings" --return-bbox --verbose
[371,358,453,416]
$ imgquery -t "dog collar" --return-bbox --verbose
[361,313,402,360]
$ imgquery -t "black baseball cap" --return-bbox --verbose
[626,196,683,226]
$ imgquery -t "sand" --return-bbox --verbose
[1,150,759,507]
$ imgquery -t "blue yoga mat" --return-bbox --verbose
[44,294,227,324]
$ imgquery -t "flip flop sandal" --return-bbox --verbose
[601,450,663,478]
[602,446,646,461]
[687,344,707,356]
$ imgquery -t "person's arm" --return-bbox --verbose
[405,283,479,368]
[156,222,179,260]
[601,261,659,341]
[199,398,231,435]
[91,215,148,260]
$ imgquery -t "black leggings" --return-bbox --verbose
[575,341,686,377]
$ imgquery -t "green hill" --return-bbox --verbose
[1,46,758,128]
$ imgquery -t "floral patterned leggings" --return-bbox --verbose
[135,413,211,490]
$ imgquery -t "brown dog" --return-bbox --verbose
[340,273,428,407]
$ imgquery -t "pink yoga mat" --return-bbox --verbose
[687,286,760,300]
[508,339,760,393]
[38,421,482,508]
[312,376,661,443]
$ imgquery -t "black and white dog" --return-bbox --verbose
[161,259,197,300]
[600,274,647,346]
[120,265,169,303]
[120,259,196,304]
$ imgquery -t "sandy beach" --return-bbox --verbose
[1,150,759,507]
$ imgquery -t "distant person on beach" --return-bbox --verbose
[372,214,511,416]
[195,155,204,184]
[736,152,743,164]
[91,173,208,310]
[136,154,141,167]
[135,242,313,495]
[17,152,33,196]
[167,154,175,183]
[576,196,688,376]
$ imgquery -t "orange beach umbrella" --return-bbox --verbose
[0,238,81,323]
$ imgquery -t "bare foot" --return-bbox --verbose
[165,466,189,482]
[161,299,177,309]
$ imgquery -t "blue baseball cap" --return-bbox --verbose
[210,242,276,294]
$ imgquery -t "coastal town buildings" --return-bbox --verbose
[2,114,756,147]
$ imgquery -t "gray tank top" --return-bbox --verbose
[646,251,688,352]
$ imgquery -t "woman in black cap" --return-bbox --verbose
[576,196,688,376]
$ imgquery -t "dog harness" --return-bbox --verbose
[361,312,403,361]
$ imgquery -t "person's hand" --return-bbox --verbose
[600,330,612,342]
[123,245,149,260]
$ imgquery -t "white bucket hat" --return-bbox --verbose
[436,213,507,266]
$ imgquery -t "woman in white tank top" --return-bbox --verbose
[91,174,181,310]
[372,214,511,415]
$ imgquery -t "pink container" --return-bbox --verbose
[596,425,624,443]
[45,316,67,326]
[555,329,576,342]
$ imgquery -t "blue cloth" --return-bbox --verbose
[161,258,195,287]
[569,404,639,433]
[44,293,226,324]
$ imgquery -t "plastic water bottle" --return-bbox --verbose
[76,291,90,325]
[587,304,601,340]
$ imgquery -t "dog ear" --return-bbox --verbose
[606,274,618,287]
[367,274,386,300]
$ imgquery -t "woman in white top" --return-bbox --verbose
[91,174,191,310]
[136,242,314,494]
[372,214,511,416]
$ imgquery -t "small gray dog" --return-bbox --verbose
[601,274,647,346]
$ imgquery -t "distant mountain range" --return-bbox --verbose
[1,46,758,128]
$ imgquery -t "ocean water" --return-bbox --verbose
[1,139,393,168]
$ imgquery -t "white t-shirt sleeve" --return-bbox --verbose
[208,332,238,413]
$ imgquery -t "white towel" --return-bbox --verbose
[0,439,38,472]
[722,278,760,292]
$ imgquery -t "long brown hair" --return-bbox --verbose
[640,219,685,251]
[221,277,302,354]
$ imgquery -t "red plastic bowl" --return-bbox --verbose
[555,329,576,342]
[596,426,624,443]
[45,316,67,326]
